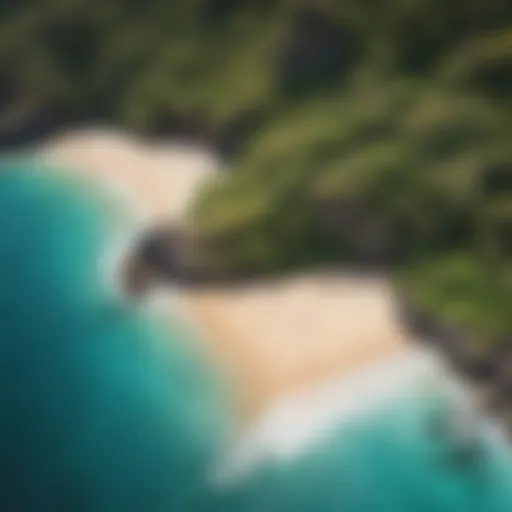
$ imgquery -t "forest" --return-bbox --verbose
[0,0,510,353]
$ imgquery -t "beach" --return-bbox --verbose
[28,130,512,507]
[182,274,408,419]
[41,129,411,421]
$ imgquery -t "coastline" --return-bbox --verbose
[211,345,448,484]
[39,129,413,421]
[180,275,409,421]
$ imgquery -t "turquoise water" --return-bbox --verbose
[208,392,512,512]
[1,158,512,511]
[0,159,223,511]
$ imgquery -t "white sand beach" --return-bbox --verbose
[40,128,413,423]
[183,274,408,419]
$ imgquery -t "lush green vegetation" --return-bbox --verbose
[0,0,510,347]
[188,1,511,349]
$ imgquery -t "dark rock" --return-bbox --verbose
[396,294,511,392]
[396,294,493,377]
[397,292,512,440]
[121,257,155,299]
[133,226,192,280]
[479,384,509,416]
[120,226,182,298]
[493,357,512,394]
[429,404,485,469]
[451,349,503,384]
[120,224,217,298]
[502,410,512,438]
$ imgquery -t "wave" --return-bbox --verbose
[209,349,512,511]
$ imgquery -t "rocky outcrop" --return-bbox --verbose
[398,294,512,437]
[121,225,214,297]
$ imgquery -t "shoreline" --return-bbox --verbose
[180,279,409,421]
[212,344,449,484]
[39,129,414,421]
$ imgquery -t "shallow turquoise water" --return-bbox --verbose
[1,158,512,512]
[208,392,512,512]
[0,159,223,511]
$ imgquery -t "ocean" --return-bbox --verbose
[208,374,512,511]
[1,157,512,511]
[0,158,223,511]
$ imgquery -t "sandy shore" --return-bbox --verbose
[183,275,407,419]
[41,129,221,226]
[40,129,410,420]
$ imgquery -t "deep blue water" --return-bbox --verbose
[1,158,512,512]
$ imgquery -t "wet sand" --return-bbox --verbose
[40,129,409,419]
